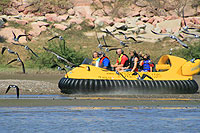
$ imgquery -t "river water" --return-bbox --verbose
[0,104,200,133]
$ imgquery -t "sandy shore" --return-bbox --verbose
[0,72,63,95]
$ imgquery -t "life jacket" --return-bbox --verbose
[99,56,111,68]
[92,57,99,65]
[118,54,129,67]
[129,56,139,69]
[143,59,151,71]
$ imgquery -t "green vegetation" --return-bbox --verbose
[0,0,10,13]
[174,41,200,60]
[0,35,6,43]
[28,38,87,69]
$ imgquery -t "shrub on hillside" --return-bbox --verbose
[174,41,200,60]
[30,40,86,69]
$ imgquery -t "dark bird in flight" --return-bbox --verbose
[103,29,131,47]
[48,35,66,52]
[182,31,200,38]
[182,9,198,32]
[1,47,17,55]
[118,31,138,42]
[12,43,38,57]
[5,85,20,98]
[51,63,67,72]
[105,47,123,52]
[48,36,64,41]
[7,52,25,73]
[151,30,188,49]
[43,47,75,66]
[95,32,103,50]
[12,31,29,42]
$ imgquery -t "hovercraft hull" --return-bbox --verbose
[58,78,198,94]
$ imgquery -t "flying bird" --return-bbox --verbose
[5,85,20,98]
[151,30,188,48]
[119,31,138,42]
[7,52,25,73]
[1,47,17,55]
[12,43,38,57]
[43,47,75,66]
[12,31,29,42]
[103,29,132,47]
[182,9,198,32]
[182,31,200,38]
[48,36,64,41]
[48,35,66,52]
[105,47,123,52]
[51,63,67,72]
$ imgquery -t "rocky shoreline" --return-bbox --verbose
[0,0,200,44]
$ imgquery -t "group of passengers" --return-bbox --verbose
[92,48,154,72]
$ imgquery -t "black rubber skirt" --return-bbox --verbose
[58,78,199,94]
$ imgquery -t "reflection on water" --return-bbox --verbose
[0,106,200,133]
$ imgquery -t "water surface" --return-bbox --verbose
[0,106,200,133]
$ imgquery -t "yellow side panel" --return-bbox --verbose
[182,59,200,76]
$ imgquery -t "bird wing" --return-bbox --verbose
[12,31,16,39]
[102,35,108,46]
[182,9,187,27]
[95,32,101,45]
[109,48,121,51]
[7,49,16,55]
[48,36,59,41]
[51,64,60,68]
[127,37,137,42]
[151,30,170,36]
[20,59,26,73]
[118,31,126,36]
[5,85,11,94]
[12,42,25,47]
[28,47,39,57]
[7,59,18,65]
[1,47,7,55]
[174,37,188,48]
[43,47,75,66]
[16,86,20,98]
[182,31,198,36]
[17,34,29,40]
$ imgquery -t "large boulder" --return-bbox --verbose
[0,27,27,43]
[184,4,198,17]
[156,19,181,34]
[16,20,28,25]
[74,6,93,18]
[3,8,19,16]
[53,24,68,31]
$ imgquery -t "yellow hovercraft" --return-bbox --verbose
[58,55,200,94]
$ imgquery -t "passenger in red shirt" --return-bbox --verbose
[111,49,129,71]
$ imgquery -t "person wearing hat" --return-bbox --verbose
[97,51,111,70]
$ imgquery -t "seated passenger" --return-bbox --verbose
[124,50,139,72]
[140,54,154,72]
[98,51,111,70]
[111,48,129,72]
[91,51,99,66]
